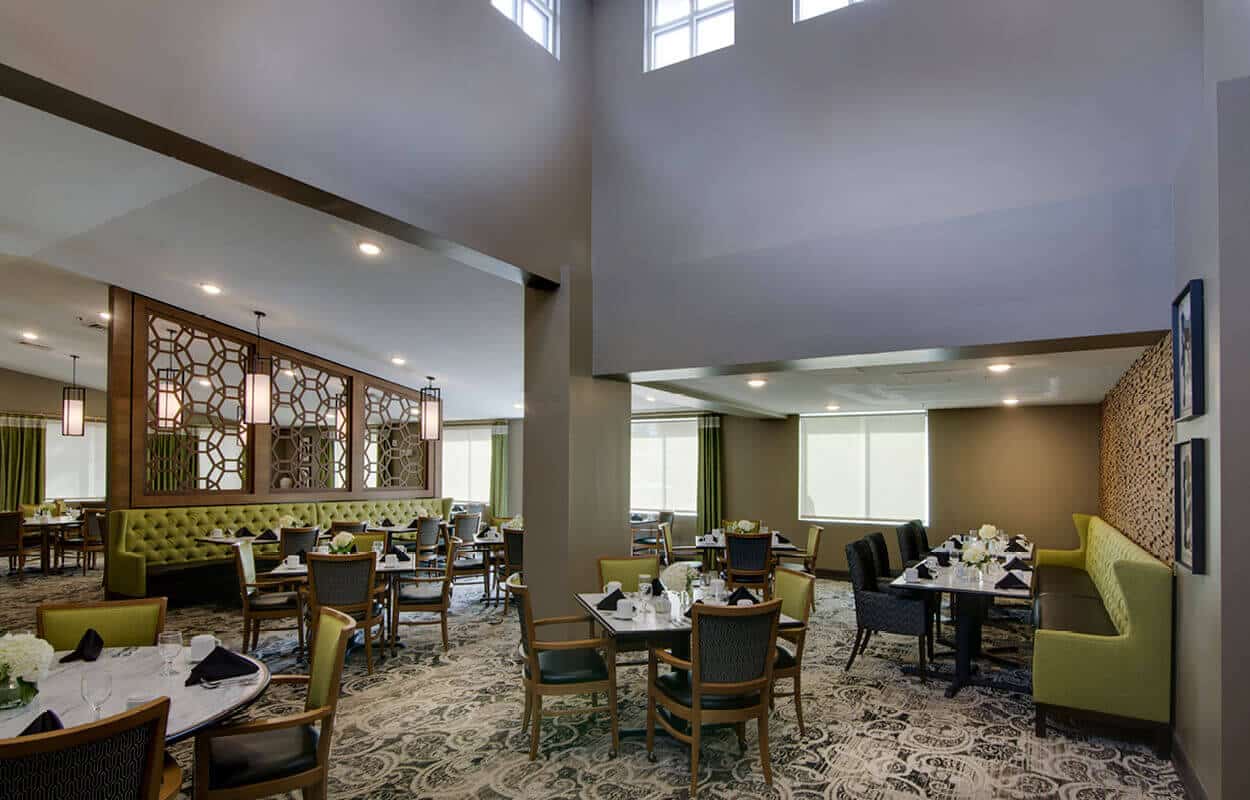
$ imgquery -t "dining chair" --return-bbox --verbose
[910,520,932,553]
[646,599,783,797]
[770,567,814,736]
[660,522,703,572]
[597,555,660,593]
[844,539,929,679]
[235,540,305,655]
[56,509,106,574]
[449,512,487,593]
[305,553,386,674]
[413,516,444,566]
[493,527,524,604]
[392,537,456,651]
[725,533,774,597]
[895,523,922,566]
[774,524,823,611]
[193,607,356,800]
[0,510,39,574]
[506,573,619,760]
[36,597,168,650]
[328,520,367,535]
[280,527,320,559]
[865,532,897,586]
[0,697,173,799]
[353,529,391,556]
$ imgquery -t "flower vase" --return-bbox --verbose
[0,671,38,710]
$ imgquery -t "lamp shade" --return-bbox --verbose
[244,367,271,426]
[419,381,442,441]
[61,386,85,437]
[156,368,183,430]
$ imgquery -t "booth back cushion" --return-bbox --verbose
[112,503,318,567]
[1085,516,1157,634]
[316,498,452,530]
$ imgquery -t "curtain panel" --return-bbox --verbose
[696,415,723,536]
[0,416,45,511]
[490,423,509,518]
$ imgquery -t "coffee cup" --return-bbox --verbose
[905,567,919,582]
[603,580,622,595]
[384,554,398,566]
[190,634,221,662]
[285,554,300,567]
[615,598,637,617]
[210,528,224,539]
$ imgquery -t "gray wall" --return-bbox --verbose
[590,0,1201,375]
[0,0,590,283]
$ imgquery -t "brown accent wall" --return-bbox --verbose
[1098,334,1174,563]
[0,366,108,419]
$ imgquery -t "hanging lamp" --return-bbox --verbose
[419,375,442,441]
[61,354,85,436]
[243,311,272,426]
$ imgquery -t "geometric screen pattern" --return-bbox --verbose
[144,314,249,493]
[270,356,349,491]
[363,385,428,489]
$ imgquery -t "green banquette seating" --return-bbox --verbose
[106,498,452,597]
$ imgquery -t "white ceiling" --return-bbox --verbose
[0,97,523,420]
[635,346,1150,416]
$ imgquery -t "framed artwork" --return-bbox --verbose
[1174,438,1206,574]
[1172,279,1205,421]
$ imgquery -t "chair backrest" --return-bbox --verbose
[865,532,891,578]
[305,607,357,711]
[804,525,824,560]
[659,522,675,564]
[307,553,376,610]
[726,533,772,574]
[416,516,443,547]
[845,539,877,594]
[84,509,106,544]
[0,697,170,800]
[453,512,481,540]
[281,527,320,558]
[691,600,781,689]
[894,523,920,564]
[598,555,660,591]
[354,530,390,554]
[773,566,813,625]
[658,511,675,527]
[504,528,524,572]
[37,598,168,651]
[505,573,539,678]
[329,521,366,535]
[0,511,20,549]
[911,520,931,552]
[235,540,258,592]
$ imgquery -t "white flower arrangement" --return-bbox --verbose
[977,523,999,541]
[329,531,356,554]
[961,543,993,569]
[0,633,54,684]
[737,520,757,533]
[660,562,692,592]
[502,515,524,530]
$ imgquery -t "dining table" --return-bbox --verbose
[21,515,84,575]
[0,646,270,742]
[467,529,505,606]
[671,533,801,571]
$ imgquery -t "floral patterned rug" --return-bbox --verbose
[0,568,1184,799]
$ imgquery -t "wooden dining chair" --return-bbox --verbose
[305,553,386,674]
[775,524,823,611]
[597,555,661,593]
[725,533,774,597]
[506,573,619,760]
[493,527,524,604]
[57,509,107,574]
[646,599,783,797]
[392,538,456,651]
[660,522,703,572]
[194,608,356,800]
[0,697,173,799]
[771,567,814,736]
[353,529,391,556]
[280,527,320,559]
[415,516,444,563]
[0,510,40,574]
[449,512,487,593]
[235,540,305,655]
[36,597,168,650]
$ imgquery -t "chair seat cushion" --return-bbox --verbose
[208,723,320,789]
[1034,593,1117,636]
[1034,565,1099,598]
[249,591,299,609]
[523,648,608,685]
[656,672,761,710]
[398,582,445,603]
[774,645,797,670]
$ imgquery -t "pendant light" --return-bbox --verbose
[61,354,85,436]
[244,311,272,426]
[155,327,183,430]
[419,375,442,441]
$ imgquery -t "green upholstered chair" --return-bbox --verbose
[771,567,814,736]
[194,607,356,800]
[37,597,167,650]
[597,555,661,593]
[353,530,390,556]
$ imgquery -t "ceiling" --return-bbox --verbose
[636,346,1151,417]
[0,97,523,420]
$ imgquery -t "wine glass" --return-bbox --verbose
[81,672,112,719]
[158,631,183,677]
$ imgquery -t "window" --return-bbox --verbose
[646,0,734,72]
[44,420,106,500]
[798,412,928,523]
[631,418,697,513]
[794,0,865,23]
[492,0,560,57]
[442,426,493,503]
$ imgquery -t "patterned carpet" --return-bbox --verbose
[0,567,1184,799]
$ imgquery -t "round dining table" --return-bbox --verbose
[0,646,270,743]
[20,515,84,575]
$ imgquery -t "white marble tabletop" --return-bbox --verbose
[269,557,417,576]
[575,591,803,637]
[21,515,83,528]
[890,564,1034,599]
[931,537,1034,561]
[0,646,269,743]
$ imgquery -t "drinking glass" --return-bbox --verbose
[372,541,385,559]
[639,581,652,610]
[81,672,112,719]
[158,631,183,677]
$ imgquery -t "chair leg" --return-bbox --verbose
[793,673,806,737]
[757,711,773,785]
[735,722,746,755]
[1034,705,1046,738]
[301,781,326,800]
[363,624,374,674]
[296,608,305,657]
[522,687,533,731]
[241,618,251,653]
[251,621,261,652]
[440,612,449,651]
[530,694,543,760]
[645,665,657,759]
[845,628,864,671]
[607,674,620,758]
[917,636,927,682]
[689,718,702,798]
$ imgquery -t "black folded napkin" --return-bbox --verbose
[727,587,759,606]
[950,539,963,550]
[60,628,103,663]
[915,564,934,579]
[1005,540,1027,552]
[409,518,423,529]
[388,545,411,562]
[381,517,394,527]
[684,600,705,618]
[650,577,665,597]
[932,551,951,567]
[776,534,791,544]
[185,646,259,686]
[596,588,625,610]
[254,529,277,542]
[19,710,63,736]
[1003,557,1033,572]
[235,526,256,538]
[995,572,1029,591]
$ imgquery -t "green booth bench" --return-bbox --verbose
[106,497,453,598]
[1031,514,1173,756]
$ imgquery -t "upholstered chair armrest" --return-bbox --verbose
[195,706,332,743]
[1035,513,1092,570]
[650,647,692,672]
[533,614,593,627]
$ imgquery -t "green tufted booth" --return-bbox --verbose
[106,498,451,597]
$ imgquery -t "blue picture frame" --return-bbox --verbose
[1174,438,1206,574]
[1172,279,1205,421]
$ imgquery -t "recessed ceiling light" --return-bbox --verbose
[197,379,211,387]
[988,363,1012,373]
[825,404,841,411]
[390,356,406,366]
[20,331,38,341]
[358,241,382,257]
[646,395,656,402]
[98,311,112,321]
[1003,397,1020,406]
[747,378,767,388]
[199,283,222,296]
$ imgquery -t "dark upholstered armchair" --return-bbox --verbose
[845,539,929,680]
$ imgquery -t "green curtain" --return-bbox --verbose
[490,423,509,518]
[696,415,722,536]
[0,417,45,511]
[146,432,198,493]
